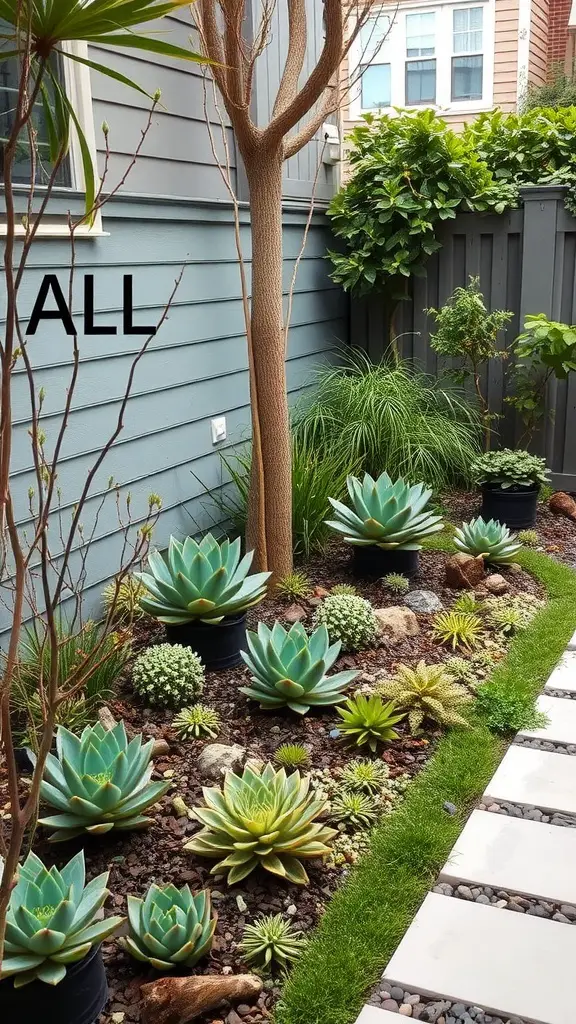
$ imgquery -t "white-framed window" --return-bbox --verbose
[351,0,494,118]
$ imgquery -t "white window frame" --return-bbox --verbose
[1,41,105,237]
[350,0,495,120]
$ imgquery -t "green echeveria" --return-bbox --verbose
[38,721,171,842]
[326,471,444,549]
[121,883,216,970]
[239,621,358,714]
[1,850,123,987]
[136,533,271,625]
[454,516,522,564]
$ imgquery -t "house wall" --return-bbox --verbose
[547,0,572,64]
[494,0,521,108]
[529,0,551,84]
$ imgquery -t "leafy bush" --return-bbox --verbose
[471,449,550,490]
[509,315,576,437]
[476,681,549,734]
[522,65,576,110]
[328,109,513,296]
[274,743,310,771]
[382,573,410,594]
[172,704,221,740]
[379,660,471,732]
[313,594,379,652]
[336,694,406,751]
[121,884,216,970]
[276,571,312,601]
[240,914,307,969]
[295,353,481,491]
[432,610,483,650]
[132,643,204,709]
[326,471,443,550]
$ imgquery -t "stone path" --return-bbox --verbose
[354,634,576,1024]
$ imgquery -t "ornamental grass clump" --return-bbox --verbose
[382,573,410,594]
[38,722,171,842]
[454,517,522,564]
[121,884,216,970]
[239,622,358,713]
[172,704,221,740]
[337,695,406,752]
[432,610,483,650]
[184,763,337,885]
[132,643,204,709]
[274,744,310,771]
[240,913,307,969]
[276,571,312,601]
[326,471,443,549]
[0,850,123,987]
[313,594,378,652]
[136,534,270,625]
[102,574,147,622]
[379,660,471,733]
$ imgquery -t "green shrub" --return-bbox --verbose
[295,353,481,491]
[313,594,379,652]
[476,681,549,734]
[132,643,204,709]
[523,65,576,110]
[471,448,550,490]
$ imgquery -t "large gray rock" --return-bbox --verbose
[404,589,443,614]
[374,605,419,641]
[197,743,246,781]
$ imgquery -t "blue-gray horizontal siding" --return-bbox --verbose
[3,194,346,626]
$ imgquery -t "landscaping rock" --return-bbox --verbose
[485,574,508,595]
[284,603,306,623]
[404,590,443,614]
[198,743,246,780]
[152,738,171,758]
[374,606,419,641]
[445,553,485,589]
[550,491,576,521]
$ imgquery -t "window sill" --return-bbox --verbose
[0,224,110,238]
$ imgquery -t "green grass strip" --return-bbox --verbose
[276,548,576,1024]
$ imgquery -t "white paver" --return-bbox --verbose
[545,650,576,693]
[484,743,576,814]
[567,630,576,651]
[518,694,576,744]
[440,809,576,903]
[355,1009,404,1024]
[385,892,576,1024]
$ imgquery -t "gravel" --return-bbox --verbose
[544,688,576,700]
[368,983,526,1022]
[432,881,576,923]
[514,736,576,755]
[478,799,576,827]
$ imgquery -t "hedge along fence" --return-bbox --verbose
[350,185,576,492]
[276,543,576,1024]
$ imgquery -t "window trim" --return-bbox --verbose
[350,0,495,119]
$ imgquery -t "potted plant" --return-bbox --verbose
[0,850,123,1024]
[471,449,550,529]
[325,471,444,578]
[136,534,271,669]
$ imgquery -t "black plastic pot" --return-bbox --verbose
[165,612,247,669]
[480,484,539,530]
[352,545,420,579]
[0,944,107,1024]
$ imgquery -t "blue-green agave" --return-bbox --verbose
[239,621,358,714]
[326,472,444,548]
[136,534,270,625]
[0,850,123,987]
[454,517,522,564]
[121,884,216,970]
[38,721,171,842]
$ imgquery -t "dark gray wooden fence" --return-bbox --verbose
[350,185,576,490]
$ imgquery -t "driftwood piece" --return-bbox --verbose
[140,973,263,1024]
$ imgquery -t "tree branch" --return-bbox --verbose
[272,0,307,116]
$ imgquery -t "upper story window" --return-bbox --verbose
[351,0,493,117]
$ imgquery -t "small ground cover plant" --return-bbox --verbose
[240,914,307,969]
[274,744,310,770]
[132,643,204,708]
[276,571,313,601]
[382,573,410,594]
[338,758,390,794]
[313,593,379,652]
[330,790,378,829]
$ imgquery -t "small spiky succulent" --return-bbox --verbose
[337,695,406,752]
[432,610,483,650]
[485,604,524,636]
[102,574,147,622]
[239,913,307,969]
[517,529,538,547]
[276,571,312,601]
[132,643,204,709]
[454,517,521,564]
[331,583,359,596]
[339,758,390,793]
[484,594,544,631]
[382,573,410,594]
[313,594,379,652]
[274,744,310,771]
[379,660,471,733]
[330,790,378,829]
[121,884,216,970]
[172,704,221,740]
[452,592,478,613]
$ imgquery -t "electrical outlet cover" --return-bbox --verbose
[211,416,227,444]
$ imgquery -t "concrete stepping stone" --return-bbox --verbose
[518,694,576,745]
[355,1009,404,1023]
[568,631,576,651]
[484,744,576,815]
[385,891,576,1023]
[545,650,576,693]
[440,809,576,904]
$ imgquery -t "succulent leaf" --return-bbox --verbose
[326,472,443,549]
[453,516,522,564]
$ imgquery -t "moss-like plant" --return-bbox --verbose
[432,610,483,650]
[379,661,471,733]
[132,643,204,709]
[337,695,405,752]
[476,682,549,734]
[274,744,310,771]
[313,594,379,652]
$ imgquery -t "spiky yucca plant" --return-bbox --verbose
[432,610,483,650]
[382,573,410,594]
[326,472,444,549]
[330,790,378,829]
[172,704,221,740]
[337,695,406,752]
[240,622,358,713]
[454,517,521,564]
[121,884,216,970]
[0,850,123,987]
[38,722,170,842]
[184,763,337,885]
[240,913,307,969]
[274,744,310,771]
[379,661,471,733]
[276,571,312,601]
[339,758,390,793]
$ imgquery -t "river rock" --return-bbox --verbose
[404,589,443,613]
[445,553,485,589]
[374,606,419,640]
[198,743,246,780]
[485,573,508,595]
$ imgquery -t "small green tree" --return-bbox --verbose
[508,314,576,440]
[427,278,513,449]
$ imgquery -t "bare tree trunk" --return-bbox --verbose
[244,148,293,578]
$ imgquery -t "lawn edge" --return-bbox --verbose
[275,546,576,1024]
